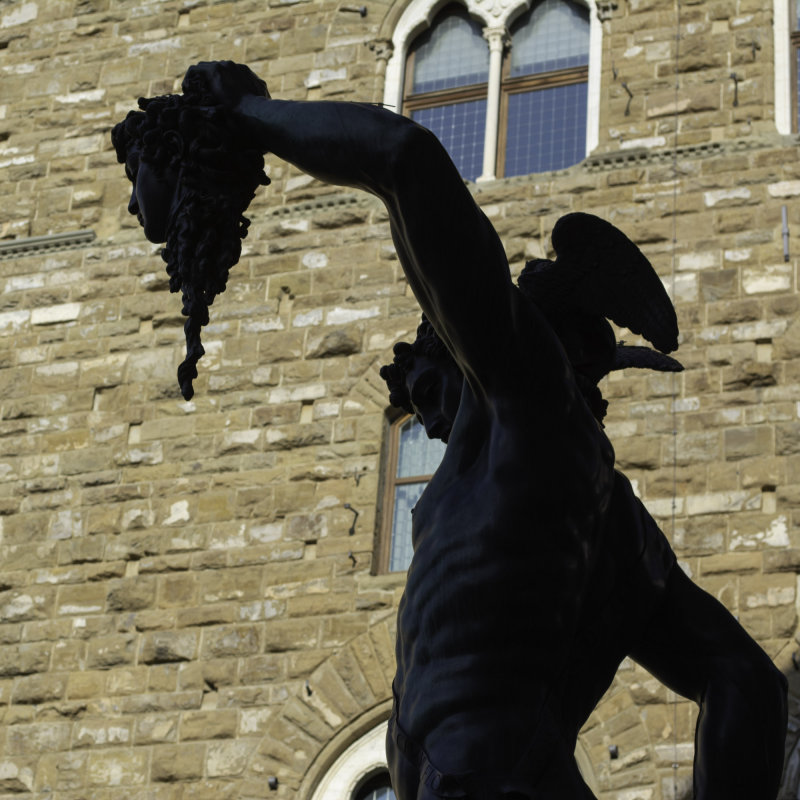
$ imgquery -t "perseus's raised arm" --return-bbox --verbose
[196,62,521,392]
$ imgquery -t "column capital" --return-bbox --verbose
[368,38,394,63]
[482,26,509,52]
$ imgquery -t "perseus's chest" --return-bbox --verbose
[409,428,538,552]
[409,406,613,557]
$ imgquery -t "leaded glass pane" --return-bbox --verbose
[412,10,489,93]
[390,481,426,571]
[396,417,447,478]
[504,82,587,175]
[411,100,487,182]
[390,418,446,572]
[358,787,396,800]
[510,0,589,77]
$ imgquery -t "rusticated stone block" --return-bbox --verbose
[150,743,206,782]
[739,456,784,489]
[673,516,725,555]
[722,361,778,391]
[264,422,330,451]
[239,654,284,686]
[51,639,85,672]
[135,714,179,744]
[148,663,180,693]
[106,576,157,611]
[261,618,319,654]
[0,758,36,793]
[202,625,262,659]
[87,749,148,787]
[66,670,107,700]
[6,722,71,756]
[176,604,236,628]
[777,423,800,455]
[139,630,198,664]
[286,512,328,542]
[197,568,262,604]
[773,604,798,638]
[56,583,106,617]
[180,709,238,741]
[740,572,796,611]
[724,426,773,461]
[763,548,800,572]
[11,673,67,704]
[159,573,198,608]
[674,431,722,466]
[86,634,137,669]
[73,720,132,748]
[699,552,760,575]
[134,609,178,631]
[0,642,51,678]
[120,690,203,715]
[287,592,352,617]
[614,436,662,470]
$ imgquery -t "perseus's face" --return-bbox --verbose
[403,353,462,443]
[125,148,179,244]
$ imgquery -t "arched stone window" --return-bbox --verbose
[385,0,601,181]
[308,715,598,797]
[378,415,446,572]
[354,772,397,800]
[502,0,590,176]
[309,720,393,800]
[404,6,490,181]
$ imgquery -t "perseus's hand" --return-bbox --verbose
[181,60,270,111]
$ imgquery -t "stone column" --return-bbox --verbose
[368,39,394,78]
[478,26,509,183]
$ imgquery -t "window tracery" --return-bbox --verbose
[385,0,601,180]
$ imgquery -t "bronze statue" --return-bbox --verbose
[113,61,788,799]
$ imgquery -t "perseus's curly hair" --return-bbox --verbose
[111,77,269,400]
[380,312,612,425]
[379,317,450,414]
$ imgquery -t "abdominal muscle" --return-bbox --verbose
[393,397,615,778]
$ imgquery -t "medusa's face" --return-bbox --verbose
[125,149,179,244]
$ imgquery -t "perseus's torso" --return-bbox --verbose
[393,384,615,776]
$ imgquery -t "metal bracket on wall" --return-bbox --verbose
[343,503,360,535]
[783,206,790,262]
[730,72,740,107]
[621,82,634,116]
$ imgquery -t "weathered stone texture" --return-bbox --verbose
[1,0,800,797]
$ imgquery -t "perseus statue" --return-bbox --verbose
[112,61,787,799]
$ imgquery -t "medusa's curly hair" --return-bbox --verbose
[379,317,450,415]
[111,79,269,400]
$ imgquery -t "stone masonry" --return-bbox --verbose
[2,0,800,797]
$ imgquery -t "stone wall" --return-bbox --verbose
[1,0,800,798]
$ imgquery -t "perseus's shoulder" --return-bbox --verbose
[479,286,576,404]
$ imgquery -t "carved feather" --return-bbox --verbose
[612,344,683,372]
[519,212,679,354]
